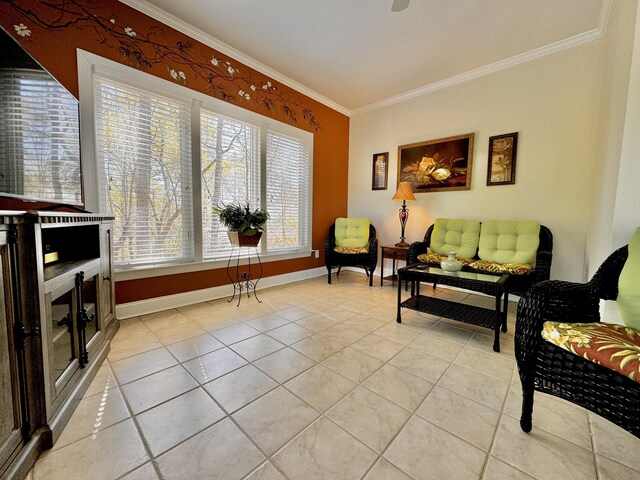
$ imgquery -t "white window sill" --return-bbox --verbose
[114,250,314,282]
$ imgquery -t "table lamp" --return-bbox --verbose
[392,181,416,247]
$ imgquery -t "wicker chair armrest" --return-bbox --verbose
[515,279,600,374]
[407,241,429,265]
[368,236,379,254]
[532,250,553,283]
[588,245,628,300]
[324,235,335,259]
[368,237,379,268]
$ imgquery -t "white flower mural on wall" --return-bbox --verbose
[13,23,31,37]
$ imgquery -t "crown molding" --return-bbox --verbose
[352,15,611,115]
[118,0,351,116]
[120,0,613,118]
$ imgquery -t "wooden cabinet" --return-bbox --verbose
[0,212,118,479]
[0,226,24,477]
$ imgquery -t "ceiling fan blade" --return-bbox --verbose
[391,0,410,12]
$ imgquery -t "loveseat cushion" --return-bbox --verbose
[430,218,480,259]
[468,260,533,275]
[618,227,640,330]
[478,221,540,265]
[417,253,474,266]
[541,321,640,383]
[335,218,370,248]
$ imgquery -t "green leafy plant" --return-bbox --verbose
[215,203,270,236]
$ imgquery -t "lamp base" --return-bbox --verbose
[395,240,410,248]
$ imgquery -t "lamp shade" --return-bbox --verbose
[392,182,416,202]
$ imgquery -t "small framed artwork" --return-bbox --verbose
[487,132,518,186]
[372,152,389,190]
[397,133,474,193]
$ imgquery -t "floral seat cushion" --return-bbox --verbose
[542,321,640,383]
[417,253,473,266]
[334,246,369,254]
[468,259,533,276]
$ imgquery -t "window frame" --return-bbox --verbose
[78,50,313,279]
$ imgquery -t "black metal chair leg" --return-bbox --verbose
[327,267,332,284]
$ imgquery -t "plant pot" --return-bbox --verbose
[228,231,262,247]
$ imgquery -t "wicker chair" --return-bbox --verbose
[515,246,640,438]
[407,224,553,297]
[325,223,378,286]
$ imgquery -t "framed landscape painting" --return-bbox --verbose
[397,133,474,193]
[487,132,518,186]
[372,152,389,190]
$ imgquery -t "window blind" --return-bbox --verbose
[94,76,193,265]
[0,69,81,203]
[201,109,260,260]
[266,131,310,251]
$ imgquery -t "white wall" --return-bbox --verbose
[349,42,604,282]
[603,2,640,323]
[587,0,638,278]
[611,3,640,247]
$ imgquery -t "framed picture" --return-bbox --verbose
[397,133,474,193]
[372,152,389,190]
[487,132,518,186]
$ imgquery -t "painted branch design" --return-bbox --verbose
[4,0,322,131]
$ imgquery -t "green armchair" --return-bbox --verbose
[325,218,378,286]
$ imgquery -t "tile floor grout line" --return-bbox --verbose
[107,382,165,480]
[480,369,519,479]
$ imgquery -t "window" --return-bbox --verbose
[201,110,260,260]
[84,54,312,270]
[0,69,81,203]
[266,131,310,251]
[94,76,193,265]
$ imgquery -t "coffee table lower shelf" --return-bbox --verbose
[400,295,498,330]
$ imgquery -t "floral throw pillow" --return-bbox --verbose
[333,246,368,254]
[541,321,640,383]
[469,260,533,276]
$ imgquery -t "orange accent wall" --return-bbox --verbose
[0,0,349,303]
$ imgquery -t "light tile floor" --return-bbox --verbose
[28,272,640,480]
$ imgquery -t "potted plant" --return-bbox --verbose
[215,203,270,247]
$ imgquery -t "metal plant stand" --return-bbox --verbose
[226,246,263,306]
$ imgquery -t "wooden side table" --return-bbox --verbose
[380,245,409,286]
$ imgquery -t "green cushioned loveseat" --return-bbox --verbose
[407,218,553,297]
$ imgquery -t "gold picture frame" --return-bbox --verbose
[397,133,474,193]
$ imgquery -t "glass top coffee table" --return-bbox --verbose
[397,264,509,352]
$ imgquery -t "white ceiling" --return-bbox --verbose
[126,0,608,113]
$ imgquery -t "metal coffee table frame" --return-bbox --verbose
[397,265,509,352]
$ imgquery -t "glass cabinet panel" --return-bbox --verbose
[50,289,75,385]
[82,274,98,345]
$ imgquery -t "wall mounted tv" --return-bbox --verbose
[0,27,83,206]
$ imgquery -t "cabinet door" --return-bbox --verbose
[0,232,23,474]
[100,223,115,330]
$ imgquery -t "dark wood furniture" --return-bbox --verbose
[515,246,639,438]
[380,245,409,286]
[325,224,378,287]
[397,265,509,352]
[0,212,118,479]
[407,224,553,297]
